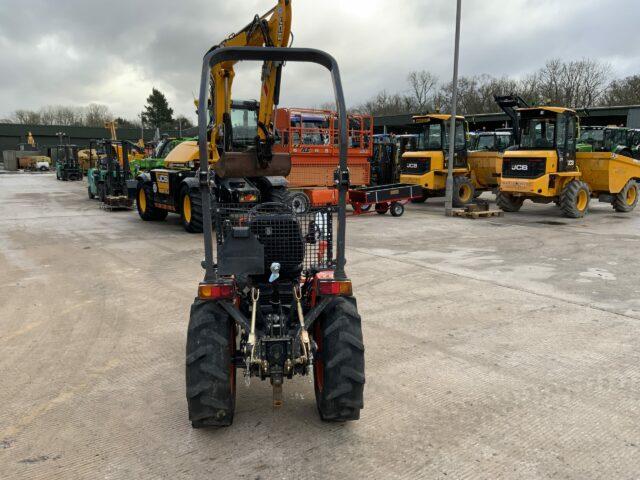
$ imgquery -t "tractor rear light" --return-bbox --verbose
[318,280,352,296]
[240,194,257,203]
[198,282,235,300]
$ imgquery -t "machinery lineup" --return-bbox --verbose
[38,0,640,428]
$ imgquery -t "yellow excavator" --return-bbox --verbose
[136,0,294,232]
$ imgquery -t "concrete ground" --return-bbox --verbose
[1,173,639,480]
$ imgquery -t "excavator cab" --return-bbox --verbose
[185,46,364,428]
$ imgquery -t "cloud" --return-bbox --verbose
[0,0,638,121]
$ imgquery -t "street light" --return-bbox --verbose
[444,0,462,216]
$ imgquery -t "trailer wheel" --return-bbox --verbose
[613,180,639,213]
[180,185,203,233]
[186,300,236,428]
[390,202,404,217]
[453,176,475,207]
[288,191,310,214]
[496,192,524,212]
[136,183,167,221]
[375,203,389,214]
[313,297,365,422]
[560,180,590,218]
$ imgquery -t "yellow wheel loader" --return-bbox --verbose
[496,96,640,218]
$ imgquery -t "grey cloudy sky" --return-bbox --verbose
[1,0,638,121]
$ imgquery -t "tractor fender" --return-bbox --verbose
[303,296,358,330]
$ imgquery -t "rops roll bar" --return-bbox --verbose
[197,47,349,281]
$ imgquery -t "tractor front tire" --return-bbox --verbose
[613,180,639,213]
[496,192,524,212]
[136,183,167,221]
[560,180,590,218]
[313,297,365,422]
[180,185,203,233]
[186,300,236,428]
[452,176,475,207]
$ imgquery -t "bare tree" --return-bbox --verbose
[535,58,611,107]
[605,75,640,105]
[84,103,113,127]
[407,70,438,112]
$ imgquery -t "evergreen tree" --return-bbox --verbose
[142,88,174,129]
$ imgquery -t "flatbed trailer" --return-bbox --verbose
[348,183,423,217]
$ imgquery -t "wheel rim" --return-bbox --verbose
[576,189,589,211]
[626,185,637,205]
[459,184,472,203]
[291,196,307,214]
[183,194,192,223]
[138,188,146,213]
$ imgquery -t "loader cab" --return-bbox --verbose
[474,131,513,152]
[504,107,578,178]
[400,114,467,177]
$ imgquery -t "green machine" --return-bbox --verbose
[577,126,635,157]
[87,140,135,208]
[54,145,83,181]
[129,136,192,176]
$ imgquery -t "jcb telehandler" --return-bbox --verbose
[496,96,640,217]
[136,2,296,233]
[187,44,364,428]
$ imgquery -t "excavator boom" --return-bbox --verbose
[207,0,292,163]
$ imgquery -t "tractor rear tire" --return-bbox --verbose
[560,180,590,218]
[136,183,167,221]
[180,185,203,233]
[452,176,475,207]
[313,297,365,422]
[186,300,236,428]
[613,180,639,213]
[496,192,524,212]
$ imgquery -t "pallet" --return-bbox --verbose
[101,196,133,210]
[452,208,503,219]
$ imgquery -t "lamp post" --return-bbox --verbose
[444,0,462,216]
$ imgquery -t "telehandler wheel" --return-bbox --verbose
[452,176,475,207]
[313,297,365,422]
[613,180,639,213]
[180,185,204,234]
[560,180,590,218]
[496,192,524,212]
[186,300,236,428]
[88,186,95,200]
[136,183,167,221]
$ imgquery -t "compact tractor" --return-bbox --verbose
[496,96,640,217]
[185,44,363,432]
[54,145,82,181]
[87,140,135,208]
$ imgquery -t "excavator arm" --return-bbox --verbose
[207,0,292,163]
